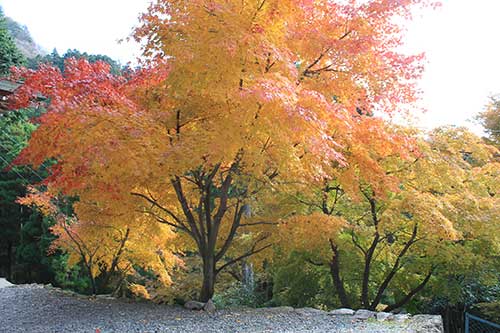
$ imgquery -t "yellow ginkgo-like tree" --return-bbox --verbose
[279,126,500,311]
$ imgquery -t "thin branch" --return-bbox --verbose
[240,221,278,227]
[130,192,183,226]
[369,223,419,309]
[215,201,244,261]
[216,243,272,275]
[216,235,272,275]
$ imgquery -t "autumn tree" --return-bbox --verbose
[18,186,180,295]
[279,126,500,311]
[12,0,430,301]
[477,96,500,147]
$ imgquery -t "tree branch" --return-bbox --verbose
[383,268,434,313]
[369,223,419,309]
[216,235,271,275]
[171,177,204,250]
[215,201,244,261]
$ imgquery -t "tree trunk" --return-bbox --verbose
[200,254,216,302]
[6,241,13,281]
[329,239,351,308]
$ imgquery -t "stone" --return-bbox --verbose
[354,309,377,320]
[203,299,216,313]
[390,313,411,322]
[184,300,205,311]
[96,294,115,300]
[295,307,327,316]
[0,278,13,289]
[329,308,355,316]
[376,312,394,321]
[409,314,444,333]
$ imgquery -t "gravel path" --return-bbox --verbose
[0,285,416,333]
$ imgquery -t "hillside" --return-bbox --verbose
[4,14,45,58]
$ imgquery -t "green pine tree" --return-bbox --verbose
[0,7,25,76]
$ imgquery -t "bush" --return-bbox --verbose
[471,302,500,324]
[272,251,334,309]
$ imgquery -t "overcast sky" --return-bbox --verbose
[1,0,499,134]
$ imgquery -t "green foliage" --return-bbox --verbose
[213,281,261,308]
[28,48,123,75]
[51,253,91,294]
[0,107,56,283]
[0,108,39,276]
[477,96,500,147]
[272,251,334,309]
[471,302,500,324]
[0,7,25,75]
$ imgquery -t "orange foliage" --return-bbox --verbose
[11,0,433,299]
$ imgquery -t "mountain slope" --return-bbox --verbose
[4,14,45,58]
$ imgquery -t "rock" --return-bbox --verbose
[376,312,394,321]
[295,307,327,316]
[390,314,411,322]
[409,314,444,333]
[96,294,115,300]
[184,300,205,311]
[0,278,13,289]
[329,308,355,316]
[354,309,377,320]
[203,299,216,313]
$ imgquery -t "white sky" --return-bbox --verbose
[1,0,499,134]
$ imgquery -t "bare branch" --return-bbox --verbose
[216,235,272,275]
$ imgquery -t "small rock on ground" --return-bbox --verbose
[0,278,13,288]
[329,308,355,316]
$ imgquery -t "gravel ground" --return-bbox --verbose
[0,285,416,333]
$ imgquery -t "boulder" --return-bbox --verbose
[184,300,205,311]
[0,278,13,289]
[409,314,444,333]
[376,312,394,321]
[203,299,216,313]
[329,308,355,316]
[354,309,377,320]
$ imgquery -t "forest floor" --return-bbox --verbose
[0,283,435,333]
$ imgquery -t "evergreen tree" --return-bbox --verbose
[0,7,25,76]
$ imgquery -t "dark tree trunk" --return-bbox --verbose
[133,156,272,303]
[200,254,216,302]
[6,241,13,281]
[329,239,351,308]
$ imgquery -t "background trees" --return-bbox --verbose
[277,126,500,311]
[0,7,25,75]
[477,96,500,147]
